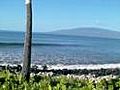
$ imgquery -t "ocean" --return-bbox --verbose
[0,30,120,66]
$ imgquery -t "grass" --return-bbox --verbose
[0,70,120,90]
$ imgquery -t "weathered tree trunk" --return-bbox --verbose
[22,0,32,81]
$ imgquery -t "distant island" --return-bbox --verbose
[47,27,120,39]
[1,27,120,40]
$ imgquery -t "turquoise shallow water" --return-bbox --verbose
[0,30,120,65]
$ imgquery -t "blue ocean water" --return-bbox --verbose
[0,30,120,65]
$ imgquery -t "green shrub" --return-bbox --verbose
[0,70,120,90]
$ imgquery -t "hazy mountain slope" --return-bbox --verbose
[48,27,120,39]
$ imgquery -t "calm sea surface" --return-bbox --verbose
[0,31,120,65]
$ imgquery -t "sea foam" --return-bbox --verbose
[37,64,120,70]
[0,63,120,70]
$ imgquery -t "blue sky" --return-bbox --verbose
[0,0,120,32]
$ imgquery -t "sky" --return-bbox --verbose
[0,0,120,32]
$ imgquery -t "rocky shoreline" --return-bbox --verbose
[0,64,120,77]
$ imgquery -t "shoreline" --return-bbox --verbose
[0,63,120,77]
[1,63,120,70]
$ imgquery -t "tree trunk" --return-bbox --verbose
[22,0,32,81]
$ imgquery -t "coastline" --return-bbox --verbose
[0,63,120,70]
[0,63,120,77]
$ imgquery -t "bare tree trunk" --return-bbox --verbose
[22,0,32,81]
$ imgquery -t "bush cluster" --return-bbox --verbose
[0,70,120,90]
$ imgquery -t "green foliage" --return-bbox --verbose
[0,70,120,90]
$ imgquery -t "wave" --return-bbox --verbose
[0,63,120,70]
[46,64,120,70]
[0,42,82,47]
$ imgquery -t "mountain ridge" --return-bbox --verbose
[47,27,120,39]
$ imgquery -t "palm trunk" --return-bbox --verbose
[22,0,32,81]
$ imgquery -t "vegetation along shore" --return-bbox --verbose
[0,69,120,90]
[0,64,120,90]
